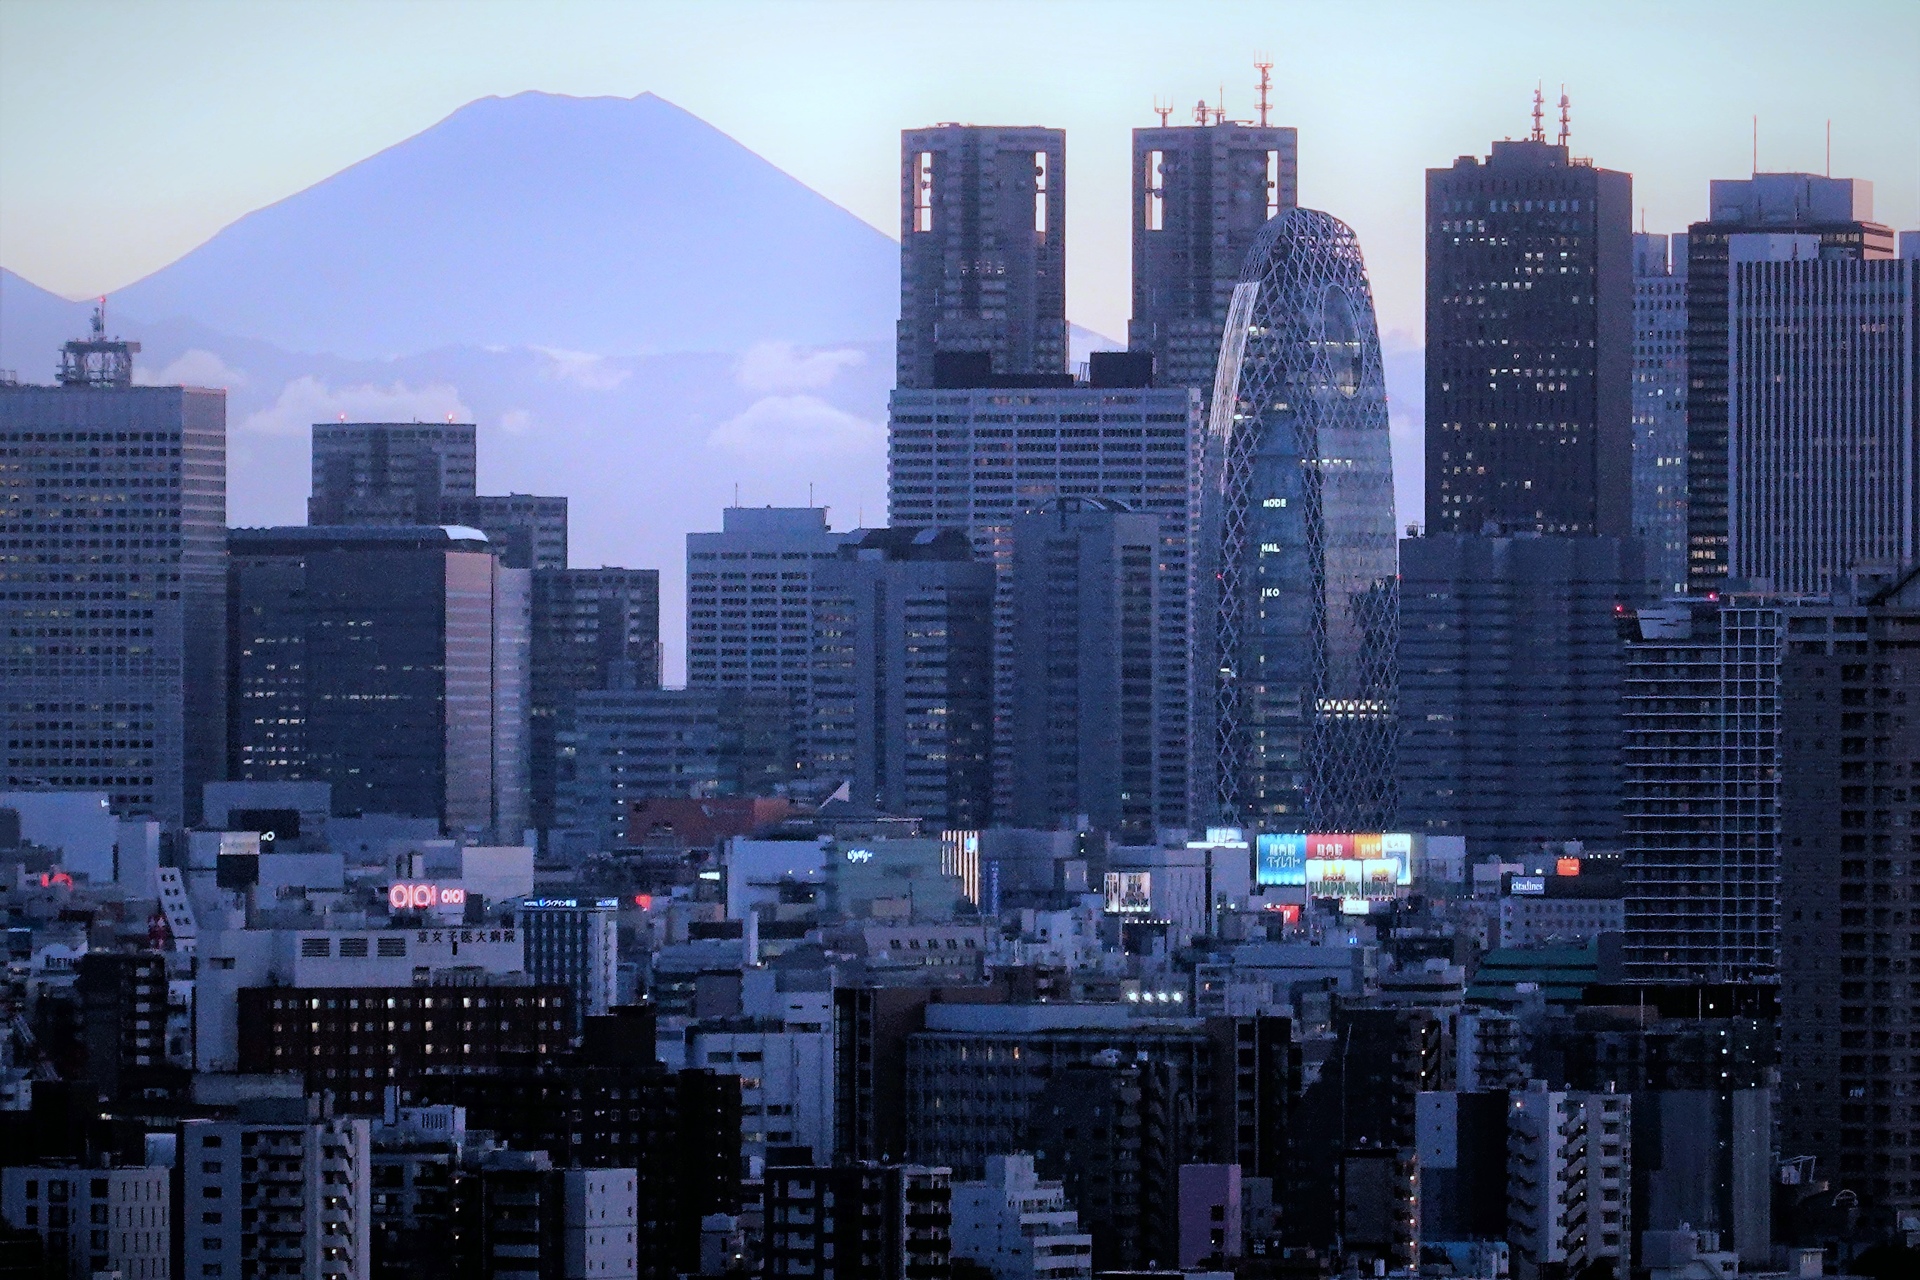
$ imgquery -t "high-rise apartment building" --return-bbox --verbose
[1779,565,1920,1213]
[310,422,566,570]
[1505,1081,1631,1280]
[897,124,1067,389]
[1632,232,1688,596]
[763,1161,954,1280]
[0,325,227,825]
[1,1163,171,1280]
[1397,533,1641,858]
[529,568,661,831]
[1129,111,1296,397]
[227,526,530,841]
[887,383,1200,828]
[810,529,993,828]
[1683,174,1898,592]
[182,1108,373,1280]
[1008,497,1164,838]
[1201,207,1398,829]
[1425,127,1633,537]
[686,507,847,759]
[1622,597,1785,980]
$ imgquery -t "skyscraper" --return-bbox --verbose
[1397,532,1642,858]
[438,492,569,571]
[1778,564,1920,1212]
[1008,497,1164,838]
[810,528,993,828]
[1129,105,1296,397]
[1682,174,1897,592]
[1631,232,1688,596]
[1200,207,1398,829]
[887,381,1200,829]
[1425,115,1633,536]
[897,124,1067,389]
[0,321,227,826]
[1621,596,1784,981]
[227,525,529,841]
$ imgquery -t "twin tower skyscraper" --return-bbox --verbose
[885,104,1398,833]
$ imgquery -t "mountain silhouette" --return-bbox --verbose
[108,91,899,360]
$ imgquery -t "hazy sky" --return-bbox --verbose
[3,0,1916,344]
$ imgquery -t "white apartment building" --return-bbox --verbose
[183,1112,371,1280]
[1507,1081,1630,1280]
[950,1154,1094,1280]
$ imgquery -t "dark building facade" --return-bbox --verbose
[897,124,1067,389]
[309,421,477,525]
[73,951,173,1107]
[0,333,227,825]
[438,493,569,572]
[1682,175,1896,593]
[1028,1058,1184,1271]
[1425,133,1633,537]
[810,528,993,827]
[529,568,661,831]
[226,525,530,839]
[1779,565,1920,1217]
[1129,112,1297,397]
[1009,497,1163,838]
[763,1161,952,1280]
[1397,532,1642,857]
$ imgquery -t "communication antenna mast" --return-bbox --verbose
[1557,85,1570,147]
[1153,96,1172,127]
[1530,83,1546,142]
[1255,58,1273,127]
[1193,98,1209,126]
[56,296,139,388]
[1212,84,1225,126]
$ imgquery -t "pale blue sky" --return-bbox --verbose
[2,0,1916,343]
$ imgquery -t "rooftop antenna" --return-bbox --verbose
[1752,115,1758,175]
[91,297,106,340]
[1255,58,1273,127]
[1530,83,1545,143]
[1557,85,1570,147]
[1826,119,1831,177]
[1211,84,1226,126]
[1153,96,1171,127]
[1193,97,1209,126]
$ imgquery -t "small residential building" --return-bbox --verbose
[951,1154,1093,1279]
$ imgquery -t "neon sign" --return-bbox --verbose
[389,883,466,911]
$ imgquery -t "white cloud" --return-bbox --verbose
[534,346,629,391]
[134,348,247,388]
[241,375,472,437]
[498,408,535,436]
[735,341,865,394]
[707,394,883,462]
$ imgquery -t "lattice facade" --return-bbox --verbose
[1197,208,1398,829]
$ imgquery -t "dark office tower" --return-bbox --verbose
[1425,121,1633,536]
[74,951,172,1105]
[897,124,1067,389]
[1622,596,1783,981]
[529,568,661,831]
[1632,232,1688,597]
[1683,175,1898,592]
[810,529,993,827]
[0,320,226,826]
[227,526,530,841]
[1779,565,1920,1214]
[1398,532,1642,858]
[1130,108,1297,397]
[1007,497,1162,837]
[1200,208,1398,829]
[438,493,569,570]
[309,420,477,523]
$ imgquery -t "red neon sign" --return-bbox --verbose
[388,882,466,911]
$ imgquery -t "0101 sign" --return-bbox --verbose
[388,882,466,911]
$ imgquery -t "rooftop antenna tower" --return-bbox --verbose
[1153,96,1172,127]
[1255,58,1273,127]
[1557,85,1570,146]
[1193,97,1209,126]
[1530,83,1546,143]
[1212,84,1226,126]
[56,296,139,389]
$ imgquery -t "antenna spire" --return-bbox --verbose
[1193,97,1208,126]
[1530,83,1545,143]
[1255,58,1273,128]
[1153,96,1171,127]
[1212,84,1225,126]
[1557,85,1570,147]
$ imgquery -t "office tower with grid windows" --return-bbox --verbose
[1199,207,1398,830]
[1621,596,1785,981]
[897,124,1067,390]
[1683,174,1899,592]
[887,382,1200,829]
[685,506,847,765]
[1632,233,1689,596]
[1425,125,1633,537]
[227,525,530,842]
[0,323,227,826]
[1130,109,1296,399]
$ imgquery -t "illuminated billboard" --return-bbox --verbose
[1104,871,1153,915]
[1258,833,1414,891]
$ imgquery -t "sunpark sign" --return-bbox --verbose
[388,882,466,912]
